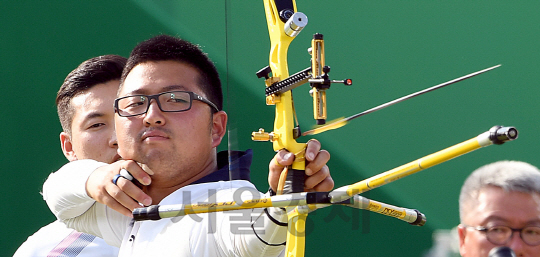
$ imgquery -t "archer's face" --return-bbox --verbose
[459,186,540,257]
[65,80,120,164]
[115,60,226,186]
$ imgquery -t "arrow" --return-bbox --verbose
[302,64,501,136]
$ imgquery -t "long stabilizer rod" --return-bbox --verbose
[329,125,518,203]
[132,191,425,226]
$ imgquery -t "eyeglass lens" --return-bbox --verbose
[117,91,192,116]
[486,226,540,246]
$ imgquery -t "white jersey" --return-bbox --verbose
[43,160,287,257]
[13,220,118,257]
[118,180,286,257]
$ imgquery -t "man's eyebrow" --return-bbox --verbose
[128,85,189,95]
[162,85,188,92]
[527,220,540,226]
[483,216,508,223]
[81,112,105,123]
[483,215,540,226]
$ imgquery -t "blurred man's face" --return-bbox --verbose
[459,186,540,257]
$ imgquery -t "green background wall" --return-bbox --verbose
[3,1,539,256]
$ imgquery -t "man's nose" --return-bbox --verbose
[143,100,165,126]
[109,131,118,147]
[506,231,525,256]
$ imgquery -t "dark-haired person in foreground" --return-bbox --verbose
[458,160,540,257]
[43,35,333,256]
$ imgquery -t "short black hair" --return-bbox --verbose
[56,55,127,135]
[121,35,222,112]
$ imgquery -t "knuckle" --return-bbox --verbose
[96,184,106,191]
[110,189,122,198]
[123,160,139,170]
[323,178,334,190]
[101,195,116,207]
[321,165,330,176]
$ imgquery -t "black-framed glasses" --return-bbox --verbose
[464,225,540,246]
[114,91,219,117]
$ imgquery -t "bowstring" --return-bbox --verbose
[224,0,233,186]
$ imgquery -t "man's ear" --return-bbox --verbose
[211,111,228,148]
[458,224,467,257]
[60,132,78,161]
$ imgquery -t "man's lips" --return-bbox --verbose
[141,130,169,141]
[113,154,122,162]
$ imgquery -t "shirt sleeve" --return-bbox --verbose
[216,186,287,257]
[42,159,107,219]
[237,207,287,257]
[62,201,127,247]
[42,159,128,247]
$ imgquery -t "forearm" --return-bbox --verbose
[42,159,107,219]
[62,202,127,247]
